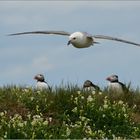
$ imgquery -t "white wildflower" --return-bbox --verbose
[133,104,137,109]
[104,96,108,99]
[37,90,41,94]
[31,115,43,126]
[66,127,71,136]
[85,125,92,135]
[124,114,128,118]
[71,95,73,100]
[48,117,52,123]
[22,88,29,93]
[77,90,81,95]
[92,90,96,95]
[18,122,24,128]
[112,134,116,139]
[80,116,86,122]
[74,97,78,104]
[31,120,37,126]
[81,96,85,99]
[103,104,108,109]
[4,131,8,139]
[33,115,41,119]
[122,106,126,112]
[30,97,34,101]
[118,100,123,105]
[43,120,49,125]
[99,91,102,95]
[0,112,4,116]
[72,107,77,113]
[87,95,93,102]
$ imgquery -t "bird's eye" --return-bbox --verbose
[73,37,76,40]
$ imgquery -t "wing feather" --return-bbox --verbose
[8,31,70,36]
[93,35,140,47]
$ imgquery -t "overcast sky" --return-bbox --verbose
[0,1,140,88]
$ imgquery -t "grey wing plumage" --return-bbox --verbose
[8,31,71,36]
[93,35,140,47]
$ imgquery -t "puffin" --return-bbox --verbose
[83,80,100,91]
[106,74,127,92]
[34,74,51,91]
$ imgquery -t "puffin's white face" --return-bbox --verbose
[68,32,93,48]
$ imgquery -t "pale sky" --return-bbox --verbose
[0,1,140,88]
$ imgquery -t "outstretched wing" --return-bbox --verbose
[93,35,140,47]
[8,31,71,36]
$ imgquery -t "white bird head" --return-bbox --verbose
[68,32,93,48]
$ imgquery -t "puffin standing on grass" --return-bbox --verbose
[83,80,100,91]
[106,74,127,92]
[34,74,51,91]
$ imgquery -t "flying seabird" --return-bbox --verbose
[106,74,127,92]
[34,74,51,91]
[8,30,140,48]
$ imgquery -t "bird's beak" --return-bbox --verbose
[67,40,71,45]
[106,77,110,81]
[34,76,37,80]
[94,41,100,44]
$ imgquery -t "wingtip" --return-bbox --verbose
[7,33,18,36]
[7,34,12,36]
[7,33,24,36]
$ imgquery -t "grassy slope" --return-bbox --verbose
[0,85,140,138]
